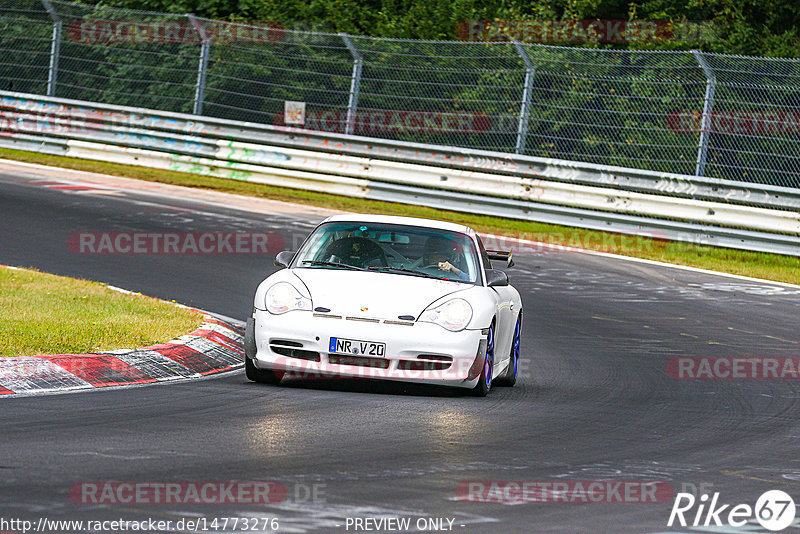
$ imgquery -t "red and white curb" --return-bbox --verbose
[0,265,244,397]
[0,316,243,397]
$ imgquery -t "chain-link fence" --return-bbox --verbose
[1,0,799,188]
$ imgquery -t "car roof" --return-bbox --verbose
[321,214,477,237]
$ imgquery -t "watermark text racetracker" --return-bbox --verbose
[70,480,326,505]
[668,357,800,379]
[456,480,674,504]
[68,20,284,44]
[479,231,670,255]
[667,109,800,135]
[68,232,284,255]
[457,19,716,44]
[273,109,492,135]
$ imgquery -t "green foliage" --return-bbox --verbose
[104,0,800,57]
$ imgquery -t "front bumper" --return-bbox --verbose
[250,309,486,389]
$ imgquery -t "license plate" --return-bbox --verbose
[329,337,386,357]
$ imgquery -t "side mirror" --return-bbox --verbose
[274,250,295,268]
[485,269,509,287]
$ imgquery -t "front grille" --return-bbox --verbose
[328,355,390,369]
[397,360,452,371]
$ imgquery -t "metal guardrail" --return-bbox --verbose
[0,91,798,256]
[3,92,799,210]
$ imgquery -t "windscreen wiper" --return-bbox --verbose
[368,266,438,279]
[301,260,367,271]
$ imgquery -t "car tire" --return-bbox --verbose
[496,313,521,387]
[245,356,283,385]
[472,321,495,397]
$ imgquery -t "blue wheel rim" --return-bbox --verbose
[485,324,494,389]
[512,316,521,377]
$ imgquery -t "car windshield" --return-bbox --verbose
[293,222,481,284]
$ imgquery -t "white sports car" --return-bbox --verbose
[244,214,522,396]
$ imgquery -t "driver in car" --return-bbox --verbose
[419,236,470,281]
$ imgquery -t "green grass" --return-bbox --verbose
[0,267,204,357]
[1,147,798,285]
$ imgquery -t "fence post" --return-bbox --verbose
[188,14,210,116]
[692,50,716,177]
[513,42,535,155]
[340,33,362,136]
[40,0,61,97]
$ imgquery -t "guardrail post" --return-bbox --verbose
[188,14,210,116]
[692,50,716,177]
[513,42,535,155]
[40,0,61,97]
[340,33,362,136]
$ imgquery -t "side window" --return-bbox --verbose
[476,236,493,270]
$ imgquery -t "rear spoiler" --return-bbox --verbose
[486,249,514,268]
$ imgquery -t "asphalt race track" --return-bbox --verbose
[2,161,800,533]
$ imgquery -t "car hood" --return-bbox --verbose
[291,268,468,319]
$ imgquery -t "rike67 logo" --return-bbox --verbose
[668,490,796,531]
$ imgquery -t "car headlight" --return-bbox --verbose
[420,298,473,332]
[265,282,311,315]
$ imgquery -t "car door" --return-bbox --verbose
[476,236,516,374]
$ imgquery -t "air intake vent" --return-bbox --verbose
[314,313,342,319]
[270,346,321,362]
[345,316,380,323]
[270,339,303,348]
[417,354,453,362]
